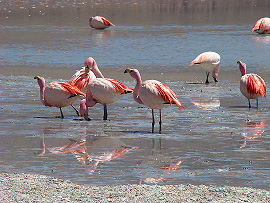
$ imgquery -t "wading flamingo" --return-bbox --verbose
[124,68,184,133]
[69,57,103,93]
[237,61,266,108]
[189,51,221,83]
[89,16,115,29]
[80,78,133,120]
[34,76,86,119]
[251,17,270,34]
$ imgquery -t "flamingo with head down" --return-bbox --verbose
[251,17,270,34]
[69,57,104,93]
[189,51,221,84]
[34,76,86,119]
[124,68,184,133]
[237,61,266,108]
[89,16,115,29]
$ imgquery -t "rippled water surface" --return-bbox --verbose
[1,0,270,189]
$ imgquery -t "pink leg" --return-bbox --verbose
[159,109,162,134]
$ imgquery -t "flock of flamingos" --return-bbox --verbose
[34,16,268,133]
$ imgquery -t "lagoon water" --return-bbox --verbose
[1,0,270,189]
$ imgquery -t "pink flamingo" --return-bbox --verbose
[69,57,104,93]
[89,16,115,29]
[34,76,86,119]
[189,51,221,83]
[237,61,266,108]
[251,17,270,34]
[80,78,133,120]
[124,68,184,133]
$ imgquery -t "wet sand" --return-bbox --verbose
[1,173,269,202]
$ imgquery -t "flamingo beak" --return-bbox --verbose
[237,61,242,64]
[34,76,40,80]
[83,115,91,121]
[124,68,131,73]
[85,66,90,74]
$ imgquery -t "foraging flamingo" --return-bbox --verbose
[69,57,104,93]
[80,78,133,120]
[89,16,115,29]
[189,51,221,83]
[237,61,266,108]
[124,68,184,133]
[251,17,270,34]
[34,76,86,119]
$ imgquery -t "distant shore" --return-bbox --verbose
[1,173,269,202]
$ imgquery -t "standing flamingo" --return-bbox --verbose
[80,78,133,120]
[237,61,266,108]
[189,52,221,83]
[124,68,184,133]
[34,76,86,119]
[69,57,104,93]
[251,17,270,34]
[89,16,115,29]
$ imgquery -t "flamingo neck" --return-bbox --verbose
[38,78,47,106]
[239,64,246,76]
[212,64,219,78]
[92,62,104,78]
[133,72,144,104]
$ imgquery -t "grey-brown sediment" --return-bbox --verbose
[1,173,269,202]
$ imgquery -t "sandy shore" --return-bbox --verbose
[1,173,269,202]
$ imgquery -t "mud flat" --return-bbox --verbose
[1,173,269,202]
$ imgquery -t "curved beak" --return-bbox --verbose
[124,68,131,74]
[85,66,90,74]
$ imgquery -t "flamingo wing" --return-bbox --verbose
[154,82,184,109]
[189,53,207,66]
[69,68,96,93]
[105,79,133,94]
[245,74,266,97]
[57,81,86,97]
[251,18,264,33]
[101,17,115,26]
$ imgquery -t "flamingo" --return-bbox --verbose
[80,78,133,120]
[34,76,86,119]
[237,61,266,108]
[69,57,104,93]
[89,16,115,29]
[251,17,270,34]
[189,51,221,83]
[124,68,184,133]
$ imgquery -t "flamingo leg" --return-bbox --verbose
[152,109,155,133]
[256,99,259,108]
[59,107,64,119]
[103,104,108,120]
[213,77,218,82]
[159,109,162,134]
[248,99,251,108]
[71,104,80,116]
[205,72,210,84]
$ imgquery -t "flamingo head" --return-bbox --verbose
[237,61,246,76]
[34,76,45,88]
[124,68,141,80]
[89,17,93,27]
[84,57,96,71]
[80,99,90,121]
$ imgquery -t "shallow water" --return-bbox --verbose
[1,0,270,189]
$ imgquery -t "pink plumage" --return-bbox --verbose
[237,61,266,108]
[34,76,85,118]
[251,17,270,34]
[124,68,184,133]
[89,16,115,29]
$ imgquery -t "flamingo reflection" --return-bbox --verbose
[239,120,265,148]
[191,99,220,109]
[39,131,138,174]
[136,139,184,185]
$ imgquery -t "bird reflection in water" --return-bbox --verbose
[39,130,138,174]
[239,120,265,148]
[136,139,184,185]
[191,98,220,110]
